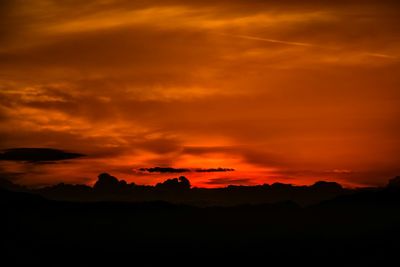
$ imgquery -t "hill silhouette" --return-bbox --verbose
[0,173,353,206]
[2,174,400,266]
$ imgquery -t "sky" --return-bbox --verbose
[0,0,399,188]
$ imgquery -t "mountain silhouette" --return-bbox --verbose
[2,175,400,266]
[387,176,400,188]
[5,172,355,206]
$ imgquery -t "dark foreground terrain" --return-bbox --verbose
[3,183,400,267]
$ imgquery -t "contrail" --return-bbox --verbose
[218,33,398,60]
[364,53,398,60]
[218,33,315,47]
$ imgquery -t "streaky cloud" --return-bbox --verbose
[218,33,315,47]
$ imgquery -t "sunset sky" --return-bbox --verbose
[0,0,399,188]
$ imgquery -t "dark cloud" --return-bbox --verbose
[195,168,235,172]
[182,146,237,154]
[205,178,252,185]
[0,148,84,163]
[139,167,191,173]
[138,167,235,173]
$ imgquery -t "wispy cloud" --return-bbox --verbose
[218,33,315,47]
[364,53,398,60]
[219,32,398,62]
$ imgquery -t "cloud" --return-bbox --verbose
[218,33,314,47]
[195,168,235,172]
[138,167,235,173]
[138,167,191,173]
[205,178,252,185]
[0,148,84,163]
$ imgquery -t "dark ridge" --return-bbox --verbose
[2,180,400,267]
[3,173,399,208]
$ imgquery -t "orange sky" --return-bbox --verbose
[0,0,399,188]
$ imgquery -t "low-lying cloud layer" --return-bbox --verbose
[205,178,253,185]
[138,167,235,173]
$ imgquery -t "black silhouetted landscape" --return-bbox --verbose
[3,174,400,266]
[2,0,400,265]
[20,173,351,206]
